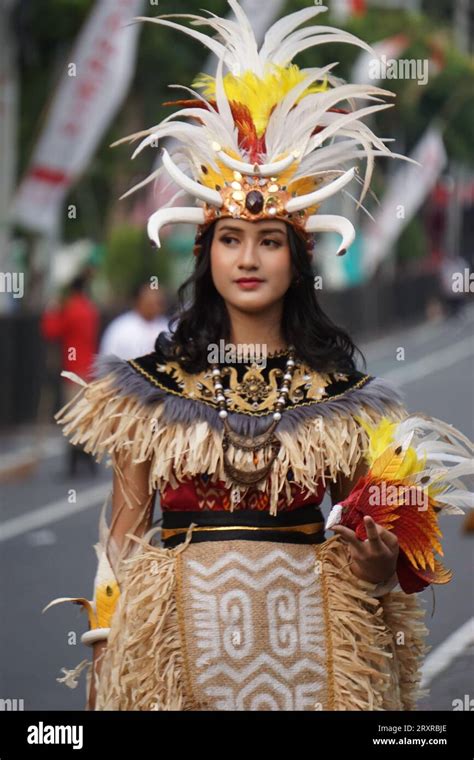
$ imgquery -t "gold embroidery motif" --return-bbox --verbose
[157,361,215,401]
[156,359,342,414]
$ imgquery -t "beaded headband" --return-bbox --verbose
[111,2,409,258]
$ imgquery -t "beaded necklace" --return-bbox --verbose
[210,345,297,489]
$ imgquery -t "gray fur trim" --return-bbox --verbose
[276,376,406,434]
[90,353,406,436]
[91,353,167,404]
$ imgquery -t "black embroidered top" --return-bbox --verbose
[126,346,374,418]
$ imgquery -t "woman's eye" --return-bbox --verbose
[219,236,281,247]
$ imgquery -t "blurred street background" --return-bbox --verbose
[0,0,473,711]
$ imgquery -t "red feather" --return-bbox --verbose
[336,473,450,594]
[161,99,349,163]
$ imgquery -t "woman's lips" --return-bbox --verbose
[235,278,264,290]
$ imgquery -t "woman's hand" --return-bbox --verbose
[331,515,399,585]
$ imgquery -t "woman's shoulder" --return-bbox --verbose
[121,339,198,400]
[53,339,175,461]
[297,363,408,432]
[297,360,406,414]
[80,331,175,400]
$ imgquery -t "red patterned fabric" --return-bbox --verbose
[161,475,327,512]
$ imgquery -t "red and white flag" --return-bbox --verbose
[10,0,145,235]
[331,0,367,22]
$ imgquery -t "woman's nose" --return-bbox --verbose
[237,241,259,267]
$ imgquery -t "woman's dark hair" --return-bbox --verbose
[156,221,366,374]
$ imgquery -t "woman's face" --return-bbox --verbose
[210,218,292,314]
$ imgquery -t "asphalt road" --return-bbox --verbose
[1,306,473,712]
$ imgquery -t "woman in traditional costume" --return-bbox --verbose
[43,2,473,711]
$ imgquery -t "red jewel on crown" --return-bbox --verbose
[245,190,265,215]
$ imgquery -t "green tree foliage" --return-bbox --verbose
[104,223,171,300]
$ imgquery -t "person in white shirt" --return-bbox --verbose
[99,281,170,360]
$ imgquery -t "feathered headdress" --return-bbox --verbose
[112,1,412,256]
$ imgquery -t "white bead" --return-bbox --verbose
[277,397,286,405]
[217,395,225,403]
[214,383,223,390]
[219,410,228,419]
[286,359,295,368]
[273,412,282,421]
[212,368,221,376]
[283,373,292,381]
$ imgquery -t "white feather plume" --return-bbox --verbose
[391,415,474,513]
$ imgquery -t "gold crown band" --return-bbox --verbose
[192,169,316,256]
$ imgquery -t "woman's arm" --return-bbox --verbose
[329,457,369,505]
[87,453,157,710]
[106,453,157,565]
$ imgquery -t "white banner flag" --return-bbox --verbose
[10,0,145,235]
[362,125,447,275]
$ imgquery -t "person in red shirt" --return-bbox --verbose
[41,271,100,476]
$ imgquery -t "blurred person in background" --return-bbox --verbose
[99,280,169,360]
[41,271,100,477]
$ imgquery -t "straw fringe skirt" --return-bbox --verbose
[91,532,429,711]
